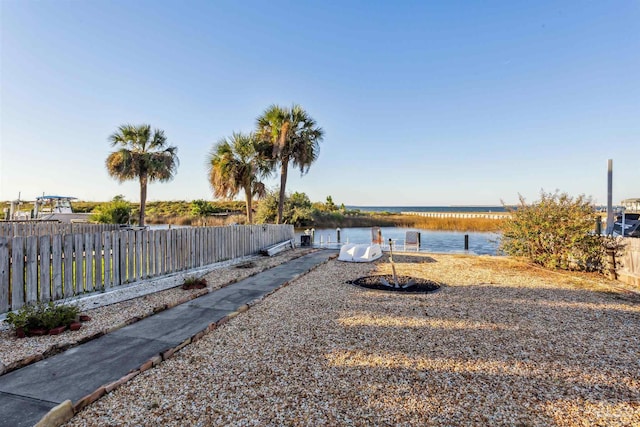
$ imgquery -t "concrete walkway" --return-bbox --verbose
[0,250,336,427]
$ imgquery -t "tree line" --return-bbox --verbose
[106,104,323,226]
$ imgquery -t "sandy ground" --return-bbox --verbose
[60,252,640,427]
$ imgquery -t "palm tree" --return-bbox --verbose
[207,132,271,224]
[256,104,324,224]
[106,124,179,226]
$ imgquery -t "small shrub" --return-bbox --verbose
[5,302,80,336]
[500,191,620,273]
[91,195,132,224]
[181,277,207,290]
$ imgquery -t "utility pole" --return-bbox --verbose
[606,159,614,235]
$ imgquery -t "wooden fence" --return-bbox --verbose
[0,224,294,314]
[617,237,640,286]
[0,222,120,238]
[401,211,509,220]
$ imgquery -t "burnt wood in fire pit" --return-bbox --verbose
[348,275,441,293]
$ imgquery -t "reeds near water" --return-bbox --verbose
[312,214,504,232]
[389,214,504,232]
[148,213,504,232]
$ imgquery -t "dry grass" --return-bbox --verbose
[390,214,505,232]
[312,213,505,231]
[66,253,640,426]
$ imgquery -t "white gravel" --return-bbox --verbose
[63,253,640,427]
[0,248,316,373]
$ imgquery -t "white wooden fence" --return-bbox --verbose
[401,211,509,220]
[0,222,120,238]
[0,224,294,314]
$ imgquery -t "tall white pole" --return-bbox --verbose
[606,159,614,235]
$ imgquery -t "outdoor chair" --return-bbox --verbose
[405,231,420,251]
[371,226,383,244]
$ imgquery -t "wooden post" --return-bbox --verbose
[607,248,617,280]
[464,234,469,251]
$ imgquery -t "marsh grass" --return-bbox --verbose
[312,213,504,232]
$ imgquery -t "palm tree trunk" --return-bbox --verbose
[245,187,253,224]
[139,175,148,226]
[277,160,288,224]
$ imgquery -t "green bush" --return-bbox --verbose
[91,195,132,224]
[190,199,216,217]
[256,191,314,226]
[6,301,80,334]
[500,191,616,272]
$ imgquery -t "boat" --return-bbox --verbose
[4,195,92,223]
[338,243,383,262]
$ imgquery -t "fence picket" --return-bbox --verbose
[52,235,63,299]
[127,230,135,282]
[141,230,148,279]
[39,235,51,302]
[85,233,94,292]
[74,234,84,295]
[26,236,39,305]
[94,232,103,291]
[136,230,143,279]
[104,232,112,289]
[0,238,9,312]
[159,231,166,275]
[119,232,127,284]
[11,237,25,309]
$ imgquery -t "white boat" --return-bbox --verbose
[338,243,382,263]
[5,195,92,223]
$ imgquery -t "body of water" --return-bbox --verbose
[296,227,501,256]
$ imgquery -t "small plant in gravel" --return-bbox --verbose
[181,276,208,290]
[6,301,80,337]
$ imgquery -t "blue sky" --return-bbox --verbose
[1,0,638,207]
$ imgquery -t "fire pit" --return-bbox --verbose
[348,275,441,293]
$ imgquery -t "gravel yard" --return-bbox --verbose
[64,252,640,426]
[0,249,316,374]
